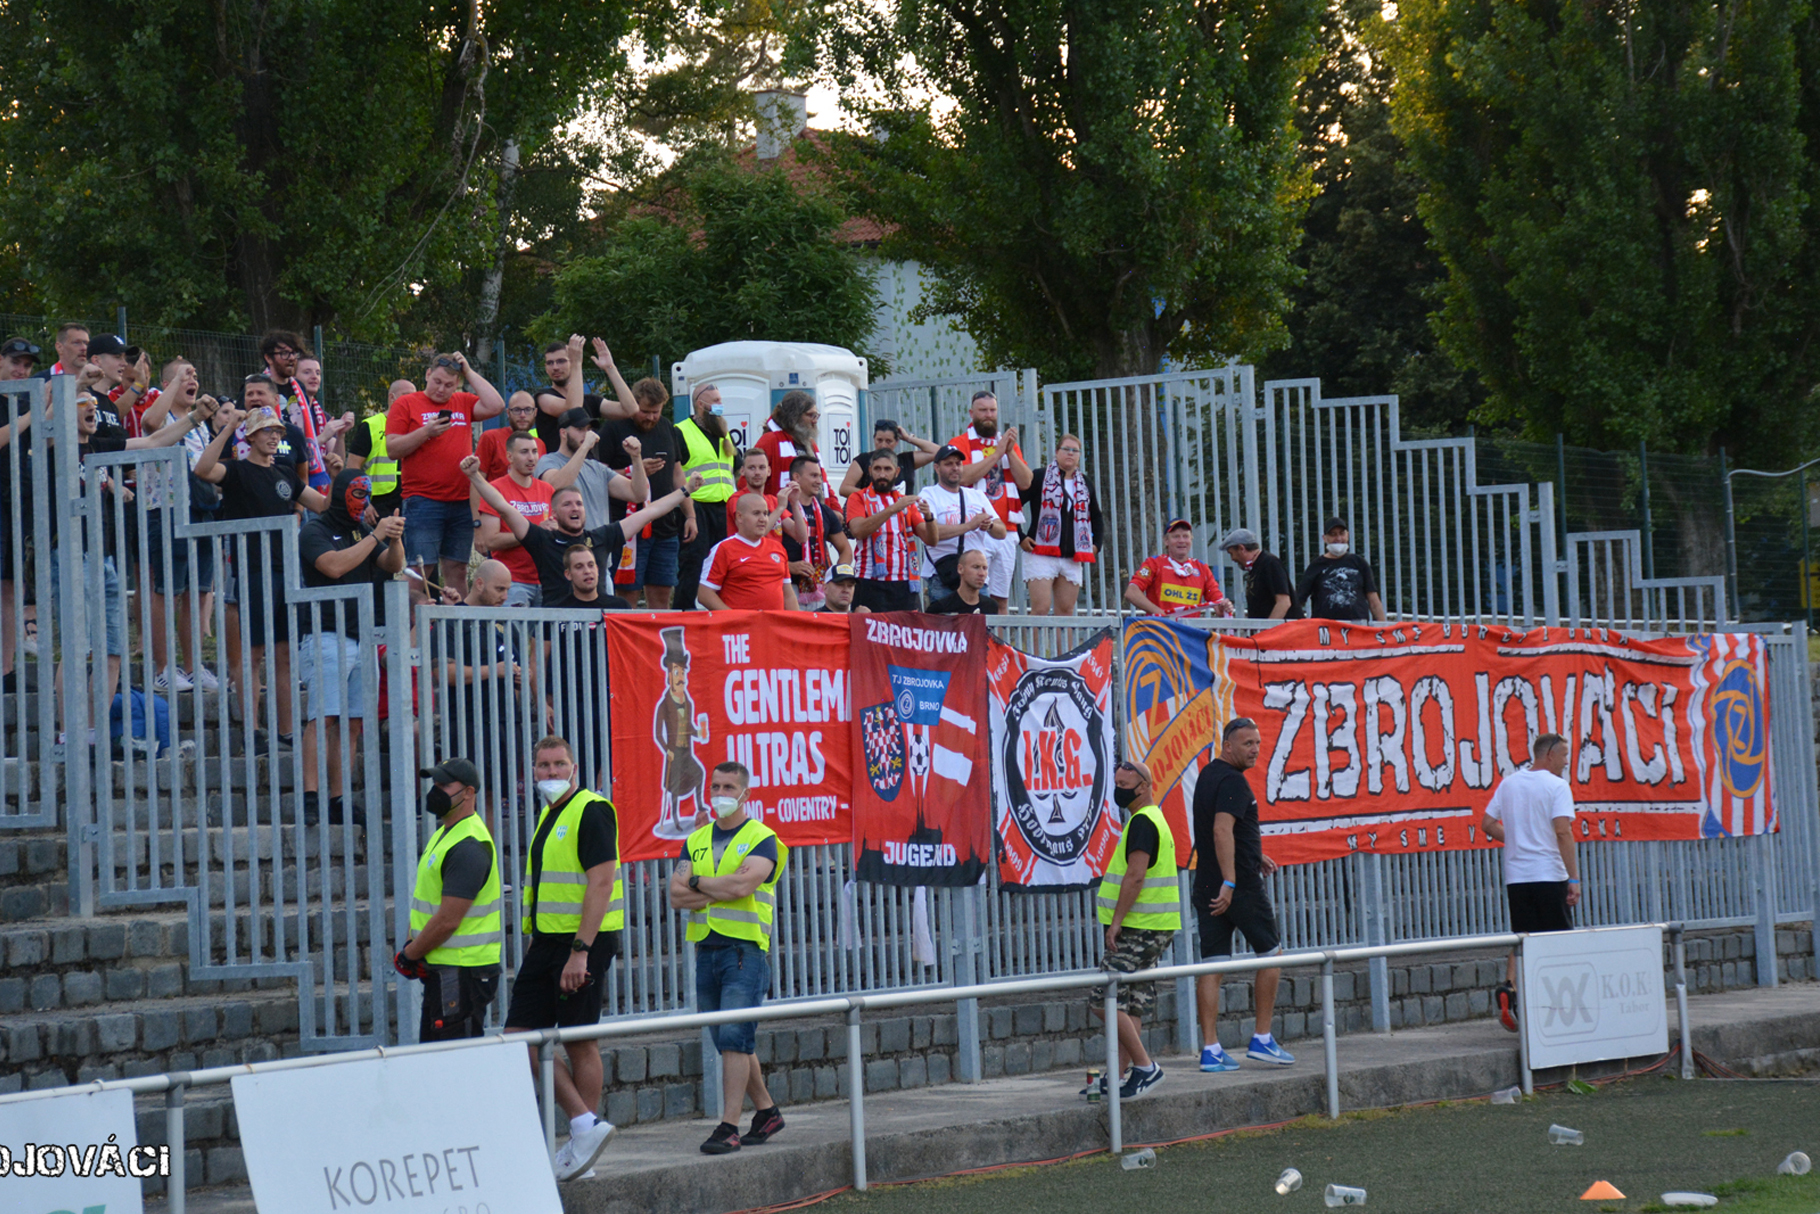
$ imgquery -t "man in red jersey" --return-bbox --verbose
[698,493,800,612]
[1125,519,1234,616]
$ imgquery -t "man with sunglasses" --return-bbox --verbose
[386,351,507,600]
[262,330,347,495]
[477,391,546,481]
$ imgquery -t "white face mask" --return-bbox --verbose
[1325,542,1349,557]
[711,795,742,820]
[535,778,571,805]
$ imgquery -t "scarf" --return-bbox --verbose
[1032,462,1093,563]
[797,497,830,586]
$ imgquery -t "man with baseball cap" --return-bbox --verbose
[0,338,39,380]
[394,757,501,1042]
[1219,528,1299,622]
[816,564,862,614]
[1125,519,1233,616]
[537,405,648,530]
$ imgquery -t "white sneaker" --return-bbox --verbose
[155,666,195,693]
[188,666,220,692]
[555,1121,615,1181]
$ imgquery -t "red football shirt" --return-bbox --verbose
[701,532,791,610]
[387,390,479,502]
[477,427,545,482]
[1129,555,1225,613]
[726,492,779,536]
[478,474,556,586]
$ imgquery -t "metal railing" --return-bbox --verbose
[0,925,1699,1211]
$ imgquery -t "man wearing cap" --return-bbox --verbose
[0,337,39,381]
[537,405,648,530]
[394,757,501,1043]
[675,382,740,611]
[1220,528,1299,622]
[816,564,864,614]
[1296,517,1386,623]
[917,443,1003,600]
[1125,520,1234,616]
[505,734,624,1182]
[1089,759,1178,1100]
[79,334,149,434]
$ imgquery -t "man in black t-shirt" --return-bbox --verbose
[596,378,691,608]
[463,454,699,603]
[1191,718,1294,1072]
[926,549,1000,615]
[531,334,635,453]
[1296,518,1385,623]
[1220,528,1300,622]
[296,468,405,827]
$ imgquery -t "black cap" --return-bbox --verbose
[1323,517,1348,535]
[559,407,592,430]
[419,757,480,787]
[934,443,965,462]
[826,562,858,584]
[88,334,128,357]
[1,338,40,360]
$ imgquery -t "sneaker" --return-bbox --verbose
[1200,1046,1240,1073]
[21,622,37,656]
[550,1140,576,1179]
[1496,983,1519,1033]
[744,1106,785,1145]
[155,666,194,693]
[1246,1036,1295,1066]
[700,1122,741,1155]
[188,666,220,692]
[556,1120,615,1180]
[1120,1064,1165,1099]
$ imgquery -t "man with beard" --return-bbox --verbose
[475,429,593,607]
[386,352,507,600]
[597,378,691,609]
[477,392,546,481]
[844,450,938,613]
[674,383,739,611]
[541,546,627,789]
[946,390,1032,610]
[1219,527,1298,621]
[753,390,824,499]
[262,330,350,496]
[296,468,405,828]
[40,322,88,378]
[532,334,637,452]
[537,407,647,529]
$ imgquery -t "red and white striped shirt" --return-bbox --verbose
[948,425,1026,525]
[845,488,924,583]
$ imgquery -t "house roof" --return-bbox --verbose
[734,128,892,246]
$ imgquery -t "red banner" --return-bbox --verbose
[606,612,853,862]
[850,613,993,885]
[1122,618,1775,865]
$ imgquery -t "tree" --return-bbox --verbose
[1385,0,1820,463]
[534,154,882,373]
[818,0,1323,380]
[0,0,632,341]
[1259,0,1479,433]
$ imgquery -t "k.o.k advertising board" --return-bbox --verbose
[1522,924,1668,1069]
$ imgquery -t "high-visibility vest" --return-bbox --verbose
[678,416,737,503]
[361,413,400,496]
[683,817,787,952]
[1096,804,1181,931]
[526,789,626,935]
[409,814,503,966]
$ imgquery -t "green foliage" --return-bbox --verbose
[1385,0,1820,461]
[817,0,1323,379]
[0,0,632,341]
[1260,0,1480,433]
[534,155,883,373]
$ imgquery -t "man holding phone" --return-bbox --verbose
[386,352,506,600]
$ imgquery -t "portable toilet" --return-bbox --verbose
[672,342,867,471]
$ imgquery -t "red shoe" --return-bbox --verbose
[1495,983,1519,1033]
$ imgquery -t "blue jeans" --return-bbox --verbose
[48,549,125,656]
[632,533,680,590]
[695,941,770,1055]
[403,496,474,568]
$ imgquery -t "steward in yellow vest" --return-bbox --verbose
[502,737,625,1183]
[674,383,739,611]
[350,412,401,510]
[668,760,788,1155]
[394,756,501,1042]
[1090,759,1179,1101]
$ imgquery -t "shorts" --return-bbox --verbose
[420,965,500,1042]
[48,549,125,657]
[1507,880,1574,934]
[854,579,918,613]
[506,581,543,608]
[403,495,475,568]
[980,530,1019,599]
[696,940,770,1055]
[504,932,621,1029]
[1021,552,1085,585]
[237,555,290,647]
[1093,925,1175,1017]
[371,490,404,521]
[145,509,217,595]
[300,632,365,720]
[1198,886,1283,958]
[631,533,679,590]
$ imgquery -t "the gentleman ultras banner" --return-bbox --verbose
[606,612,853,862]
[1123,618,1774,864]
[989,630,1121,891]
[850,613,992,885]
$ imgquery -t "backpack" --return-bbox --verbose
[109,689,174,757]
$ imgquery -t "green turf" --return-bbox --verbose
[822,1077,1820,1214]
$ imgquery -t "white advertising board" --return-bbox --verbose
[0,1087,147,1214]
[233,1040,560,1214]
[1522,924,1669,1069]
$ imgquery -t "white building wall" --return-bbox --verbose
[864,257,981,382]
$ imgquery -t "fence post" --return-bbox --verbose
[1360,853,1390,1032]
[384,580,420,1044]
[1174,871,1198,1057]
[1320,958,1339,1119]
[847,1004,867,1190]
[1240,363,1263,537]
[1104,977,1122,1154]
[1537,481,1561,627]
[955,886,983,1083]
[165,1078,188,1214]
[117,304,128,340]
[540,1038,558,1157]
[1721,448,1737,621]
[1751,834,1779,988]
[1639,441,1655,582]
[53,374,98,918]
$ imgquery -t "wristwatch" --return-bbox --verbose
[569,937,590,954]
[688,874,702,892]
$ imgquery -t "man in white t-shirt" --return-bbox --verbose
[917,445,1004,600]
[1481,733,1581,1033]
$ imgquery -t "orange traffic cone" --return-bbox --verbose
[1580,1181,1626,1200]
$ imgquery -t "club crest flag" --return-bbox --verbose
[989,630,1120,891]
[850,613,992,886]
[1121,618,1776,865]
[606,612,853,862]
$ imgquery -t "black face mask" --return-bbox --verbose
[1113,786,1139,809]
[872,475,895,494]
[425,787,455,818]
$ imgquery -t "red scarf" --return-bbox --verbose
[1032,462,1094,563]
